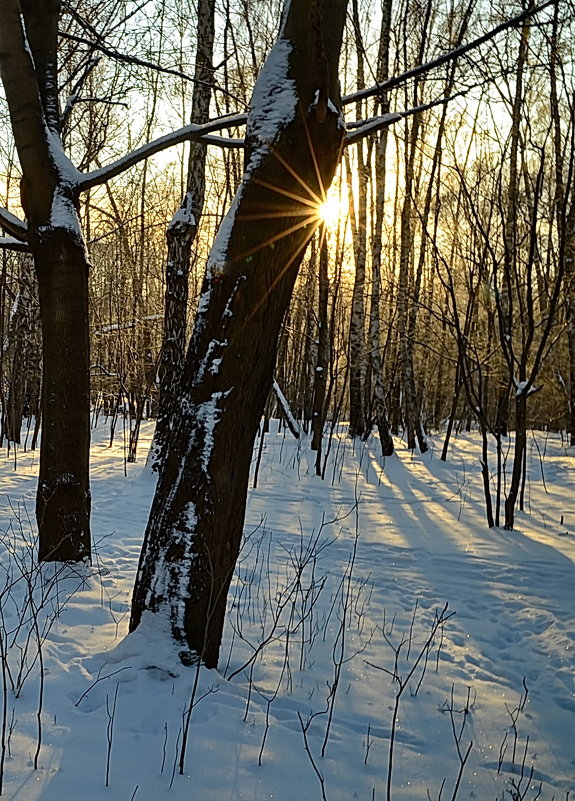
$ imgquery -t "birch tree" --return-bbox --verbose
[151,0,216,471]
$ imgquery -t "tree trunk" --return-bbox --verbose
[3,255,41,445]
[34,228,91,561]
[504,391,527,530]
[367,0,394,457]
[151,0,215,470]
[347,0,368,438]
[311,231,330,470]
[130,0,348,669]
[0,0,92,561]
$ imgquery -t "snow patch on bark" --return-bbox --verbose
[247,39,296,159]
[168,191,197,235]
[49,189,79,231]
[196,390,232,473]
[206,38,296,278]
[206,190,241,278]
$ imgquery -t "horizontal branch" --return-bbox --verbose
[0,236,30,252]
[59,31,247,109]
[342,0,556,106]
[0,207,28,240]
[78,113,248,191]
[344,87,471,145]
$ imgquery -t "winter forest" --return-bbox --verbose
[0,0,573,799]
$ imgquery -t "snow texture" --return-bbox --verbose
[168,192,197,234]
[206,31,296,281]
[247,39,297,156]
[0,421,573,801]
[196,390,230,472]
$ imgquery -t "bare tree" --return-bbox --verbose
[151,0,216,471]
[130,0,349,669]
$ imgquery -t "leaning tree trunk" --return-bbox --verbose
[0,0,92,562]
[130,0,348,669]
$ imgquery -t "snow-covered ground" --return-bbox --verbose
[0,421,572,800]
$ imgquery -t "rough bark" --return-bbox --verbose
[151,0,215,471]
[2,255,41,445]
[0,0,92,561]
[347,0,368,438]
[130,0,348,669]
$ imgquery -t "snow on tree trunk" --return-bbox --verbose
[151,0,215,472]
[130,0,348,669]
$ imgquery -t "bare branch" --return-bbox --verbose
[341,0,556,106]
[58,31,247,109]
[345,88,471,145]
[78,114,247,191]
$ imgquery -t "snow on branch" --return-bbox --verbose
[344,87,472,145]
[273,379,301,439]
[341,0,556,107]
[0,236,29,252]
[78,114,248,191]
[0,207,27,241]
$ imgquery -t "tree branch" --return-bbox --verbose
[0,236,29,252]
[59,31,247,109]
[344,86,472,145]
[0,207,28,240]
[77,114,248,191]
[341,0,556,106]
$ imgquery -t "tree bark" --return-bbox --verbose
[368,0,394,457]
[0,0,92,561]
[34,227,91,560]
[311,231,330,470]
[130,0,348,669]
[151,0,215,471]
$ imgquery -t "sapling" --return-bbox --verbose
[297,707,330,801]
[105,684,119,787]
[365,603,455,801]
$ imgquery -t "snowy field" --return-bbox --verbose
[0,421,573,800]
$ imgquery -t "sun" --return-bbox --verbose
[317,188,347,230]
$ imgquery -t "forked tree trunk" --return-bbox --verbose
[130,0,348,669]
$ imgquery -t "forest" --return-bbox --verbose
[0,0,573,799]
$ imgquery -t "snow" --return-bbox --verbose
[205,191,239,278]
[206,31,297,282]
[195,390,230,472]
[247,39,297,157]
[0,421,573,800]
